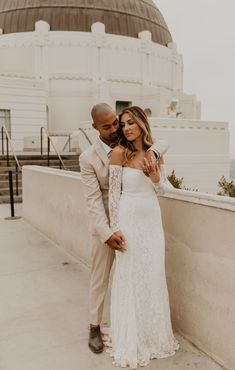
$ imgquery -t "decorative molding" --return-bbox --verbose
[49,37,91,47]
[0,39,34,48]
[49,74,92,81]
[0,30,180,69]
[151,123,228,131]
[49,90,94,98]
[0,72,35,79]
[107,75,141,84]
[34,34,50,47]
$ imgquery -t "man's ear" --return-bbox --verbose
[92,122,97,130]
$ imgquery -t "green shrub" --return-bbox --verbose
[167,170,198,191]
[217,176,235,198]
[167,170,184,189]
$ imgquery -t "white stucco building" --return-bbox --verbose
[0,0,230,192]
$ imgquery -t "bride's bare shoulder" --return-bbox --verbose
[110,145,125,165]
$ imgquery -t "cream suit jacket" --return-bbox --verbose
[79,138,169,244]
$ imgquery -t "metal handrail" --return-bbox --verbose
[41,130,72,152]
[78,127,92,145]
[61,134,72,152]
[1,125,21,171]
[40,126,68,170]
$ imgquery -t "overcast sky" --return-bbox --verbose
[155,0,235,158]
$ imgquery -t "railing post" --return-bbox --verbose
[1,126,4,155]
[6,136,9,166]
[1,124,21,172]
[40,127,43,156]
[4,170,21,220]
[9,171,14,217]
[15,163,19,196]
[47,137,50,167]
[40,127,67,170]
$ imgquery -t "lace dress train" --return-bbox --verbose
[107,165,179,369]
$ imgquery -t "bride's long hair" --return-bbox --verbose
[118,106,154,164]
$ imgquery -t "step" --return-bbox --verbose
[0,173,16,180]
[0,183,22,188]
[0,162,53,167]
[0,154,79,161]
[0,194,22,204]
[0,161,20,167]
[0,161,79,168]
[0,177,22,182]
[0,167,79,179]
[0,168,79,179]
[0,163,79,170]
[14,153,79,158]
[0,166,20,172]
[0,171,22,179]
[0,187,22,196]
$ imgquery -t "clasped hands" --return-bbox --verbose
[106,231,126,253]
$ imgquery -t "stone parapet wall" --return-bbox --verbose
[22,166,235,369]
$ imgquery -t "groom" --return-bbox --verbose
[79,103,168,354]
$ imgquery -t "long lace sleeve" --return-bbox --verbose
[152,164,174,195]
[109,165,123,232]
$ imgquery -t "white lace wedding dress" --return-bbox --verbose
[107,165,179,369]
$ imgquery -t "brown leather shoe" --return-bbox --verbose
[88,325,104,353]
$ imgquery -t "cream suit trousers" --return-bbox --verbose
[89,234,115,325]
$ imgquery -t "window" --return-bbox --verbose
[0,110,11,138]
[116,101,132,115]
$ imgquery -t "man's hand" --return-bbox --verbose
[140,155,161,184]
[145,150,158,164]
[146,149,160,161]
[106,231,126,253]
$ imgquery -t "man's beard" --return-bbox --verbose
[109,132,120,145]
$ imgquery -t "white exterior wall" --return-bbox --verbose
[149,118,230,193]
[0,21,229,192]
[22,166,235,370]
[0,21,192,137]
[0,79,47,151]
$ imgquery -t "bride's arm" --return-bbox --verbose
[108,147,126,250]
[142,156,174,195]
[152,164,174,195]
[109,164,122,232]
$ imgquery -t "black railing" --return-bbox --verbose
[1,125,9,165]
[1,125,4,155]
[5,169,22,220]
[1,125,21,170]
[78,127,92,145]
[40,127,67,170]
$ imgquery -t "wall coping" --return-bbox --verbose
[23,166,235,212]
[162,188,235,211]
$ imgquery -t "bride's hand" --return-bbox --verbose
[140,157,161,184]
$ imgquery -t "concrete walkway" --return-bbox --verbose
[0,204,225,370]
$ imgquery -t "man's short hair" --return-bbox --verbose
[91,103,114,123]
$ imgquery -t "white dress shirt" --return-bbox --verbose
[99,138,112,157]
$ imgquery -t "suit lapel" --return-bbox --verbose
[94,139,109,166]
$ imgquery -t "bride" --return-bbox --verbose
[106,106,179,368]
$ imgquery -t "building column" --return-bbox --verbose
[138,30,152,86]
[91,23,109,105]
[34,21,50,82]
